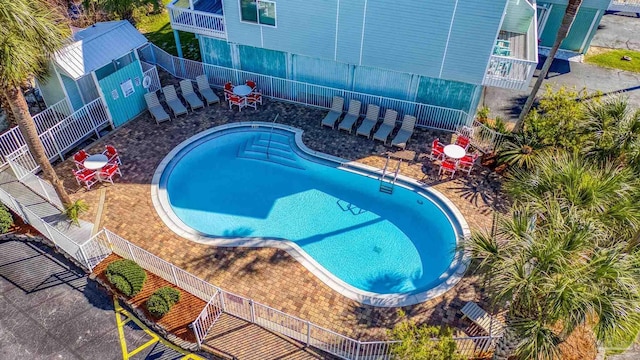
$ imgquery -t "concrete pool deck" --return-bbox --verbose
[55,89,503,340]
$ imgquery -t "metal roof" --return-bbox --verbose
[54,21,148,80]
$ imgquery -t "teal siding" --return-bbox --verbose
[60,74,84,111]
[292,55,349,89]
[37,63,66,107]
[238,45,286,77]
[262,0,336,60]
[502,0,535,34]
[97,60,145,127]
[200,37,233,67]
[539,4,601,53]
[415,77,478,111]
[335,0,365,65]
[352,67,414,101]
[440,0,506,85]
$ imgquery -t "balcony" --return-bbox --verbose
[167,0,226,39]
[483,2,538,90]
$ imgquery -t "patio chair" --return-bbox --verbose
[102,145,121,165]
[98,163,122,185]
[457,153,478,175]
[246,80,257,89]
[228,94,246,111]
[373,109,399,143]
[438,159,457,179]
[73,168,98,190]
[224,82,234,101]
[162,85,188,118]
[321,96,345,128]
[144,92,171,124]
[455,135,471,150]
[73,150,88,169]
[337,100,362,133]
[356,104,381,138]
[430,138,445,160]
[179,79,205,111]
[247,90,263,106]
[391,115,417,149]
[195,75,220,106]
[461,302,505,337]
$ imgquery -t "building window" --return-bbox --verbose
[240,0,276,27]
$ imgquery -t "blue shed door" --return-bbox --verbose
[98,60,146,127]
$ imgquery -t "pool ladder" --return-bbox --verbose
[379,155,401,194]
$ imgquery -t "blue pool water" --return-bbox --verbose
[163,129,459,295]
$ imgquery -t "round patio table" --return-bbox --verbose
[443,144,466,160]
[233,85,252,96]
[83,154,109,170]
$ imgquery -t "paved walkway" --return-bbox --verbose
[0,239,206,359]
[54,87,498,341]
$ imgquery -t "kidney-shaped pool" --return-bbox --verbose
[152,123,469,306]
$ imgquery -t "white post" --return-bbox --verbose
[170,265,179,286]
[126,242,137,262]
[79,244,91,271]
[219,289,226,312]
[249,299,255,323]
[306,321,311,346]
[355,342,361,360]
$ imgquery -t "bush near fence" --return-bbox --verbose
[106,259,147,297]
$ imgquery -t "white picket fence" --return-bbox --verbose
[137,44,472,133]
[0,98,110,167]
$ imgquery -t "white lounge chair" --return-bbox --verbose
[460,302,505,336]
[162,85,188,118]
[179,79,205,111]
[196,75,220,106]
[144,92,170,124]
[337,100,362,133]
[321,96,344,128]
[391,115,417,149]
[356,104,380,138]
[373,109,398,143]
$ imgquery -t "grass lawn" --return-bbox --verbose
[135,0,201,60]
[585,48,640,73]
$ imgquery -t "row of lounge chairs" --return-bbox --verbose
[144,75,220,124]
[321,96,417,149]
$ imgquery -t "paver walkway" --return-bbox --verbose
[54,86,499,342]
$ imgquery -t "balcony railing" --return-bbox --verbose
[167,1,226,39]
[609,0,640,13]
[483,14,538,90]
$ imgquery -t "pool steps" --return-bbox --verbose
[237,134,306,170]
[379,155,402,194]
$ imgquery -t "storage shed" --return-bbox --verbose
[38,21,150,127]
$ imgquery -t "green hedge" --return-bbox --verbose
[146,286,181,318]
[106,259,146,297]
[0,204,13,234]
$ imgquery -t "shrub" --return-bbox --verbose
[64,199,88,226]
[106,259,146,297]
[0,204,13,234]
[388,310,463,360]
[146,286,181,318]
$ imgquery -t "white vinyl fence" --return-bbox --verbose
[137,44,472,133]
[141,61,162,92]
[6,148,64,210]
[0,98,110,166]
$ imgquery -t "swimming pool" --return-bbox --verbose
[152,123,469,307]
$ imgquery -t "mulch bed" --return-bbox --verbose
[92,253,206,343]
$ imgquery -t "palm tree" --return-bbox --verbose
[468,203,640,360]
[582,96,640,168]
[0,0,72,206]
[498,131,545,170]
[505,151,640,243]
[514,0,584,132]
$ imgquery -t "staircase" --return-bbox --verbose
[379,155,401,194]
[237,133,305,170]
